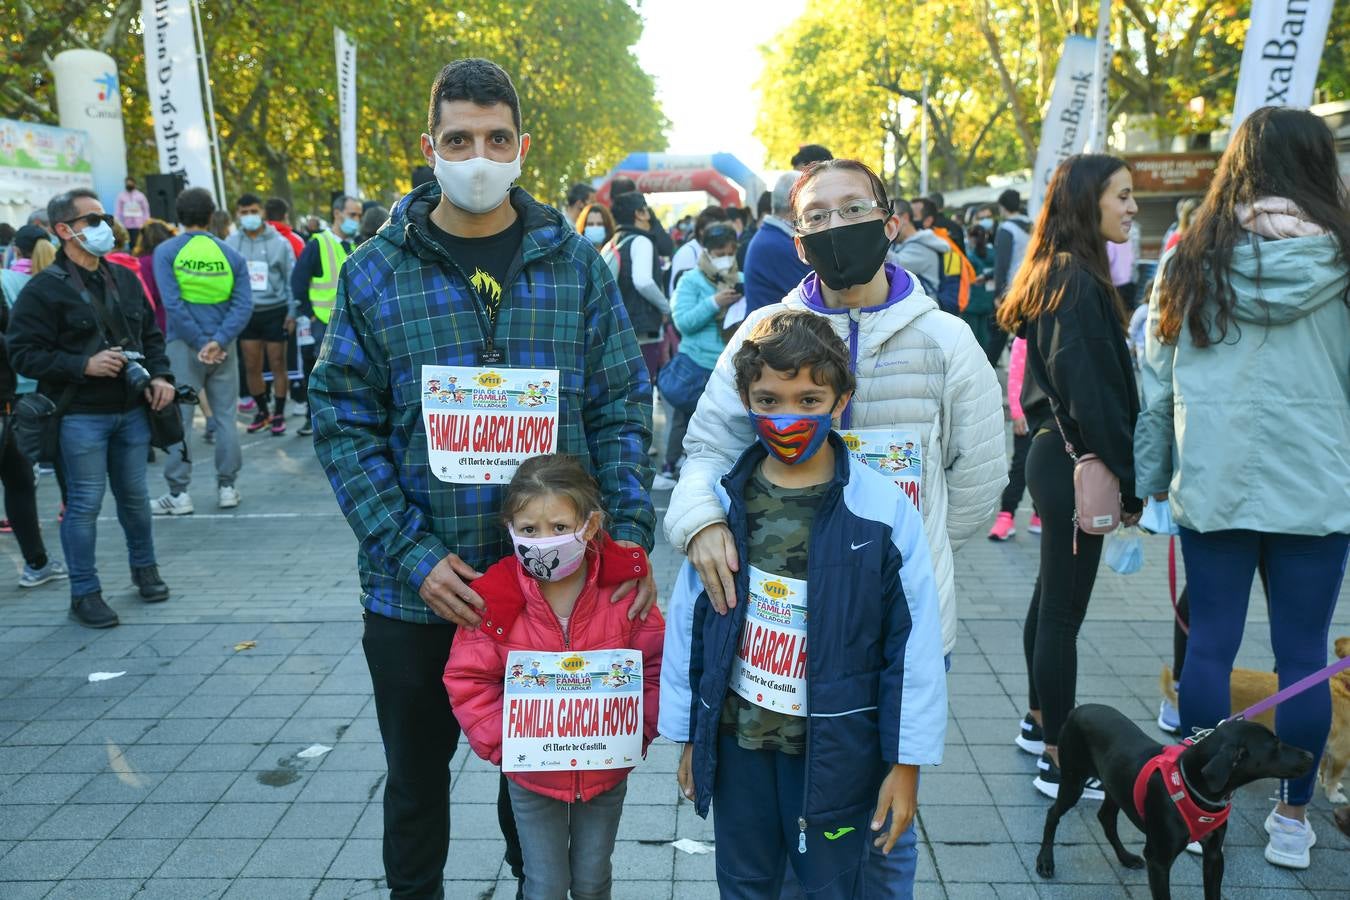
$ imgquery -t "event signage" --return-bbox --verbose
[1029,35,1098,217]
[139,0,215,193]
[335,28,358,198]
[502,650,643,773]
[419,365,560,484]
[1232,0,1335,130]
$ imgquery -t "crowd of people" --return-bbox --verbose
[1,55,1346,900]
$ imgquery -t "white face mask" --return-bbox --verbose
[74,221,116,257]
[583,225,607,246]
[426,139,523,215]
[711,255,735,272]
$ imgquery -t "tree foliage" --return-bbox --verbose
[757,0,1348,195]
[2,0,667,213]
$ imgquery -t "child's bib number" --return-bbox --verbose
[838,428,922,512]
[729,566,808,717]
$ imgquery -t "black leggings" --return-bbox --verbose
[0,421,47,568]
[1022,431,1104,745]
[1000,427,1043,516]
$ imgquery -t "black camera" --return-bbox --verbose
[119,350,152,394]
[174,384,200,405]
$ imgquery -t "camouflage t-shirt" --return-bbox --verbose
[720,464,826,755]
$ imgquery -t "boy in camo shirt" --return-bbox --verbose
[660,311,947,899]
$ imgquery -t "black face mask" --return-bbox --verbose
[798,218,891,291]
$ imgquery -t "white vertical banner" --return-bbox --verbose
[1029,35,1098,218]
[1231,0,1335,132]
[1087,0,1114,152]
[335,28,358,198]
[140,0,215,193]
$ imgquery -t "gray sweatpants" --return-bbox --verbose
[508,778,627,900]
[165,340,241,492]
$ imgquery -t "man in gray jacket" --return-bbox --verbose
[226,192,296,436]
[886,199,950,295]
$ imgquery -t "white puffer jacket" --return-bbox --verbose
[664,267,1008,654]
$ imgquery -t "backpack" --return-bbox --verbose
[931,227,975,315]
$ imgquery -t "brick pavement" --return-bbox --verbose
[1,405,1347,898]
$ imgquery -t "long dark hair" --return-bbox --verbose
[1157,107,1350,347]
[997,154,1128,333]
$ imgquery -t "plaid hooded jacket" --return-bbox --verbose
[309,183,655,624]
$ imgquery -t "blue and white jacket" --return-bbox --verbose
[660,432,947,823]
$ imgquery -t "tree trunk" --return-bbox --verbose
[977,1,1038,170]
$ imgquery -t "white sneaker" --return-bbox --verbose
[151,492,194,516]
[1264,810,1315,869]
[218,485,241,509]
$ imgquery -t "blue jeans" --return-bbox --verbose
[1178,527,1349,805]
[58,411,156,597]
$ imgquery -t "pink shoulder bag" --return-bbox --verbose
[1052,411,1120,551]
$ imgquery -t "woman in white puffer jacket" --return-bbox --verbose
[663,161,1006,898]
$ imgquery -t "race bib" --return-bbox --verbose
[420,365,560,484]
[839,428,922,513]
[122,201,143,219]
[502,649,643,772]
[730,566,808,716]
[247,260,268,292]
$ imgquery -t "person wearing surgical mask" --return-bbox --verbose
[305,58,656,900]
[574,201,615,248]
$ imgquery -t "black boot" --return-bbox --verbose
[70,592,119,628]
[131,565,170,603]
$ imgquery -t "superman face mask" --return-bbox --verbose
[748,410,835,465]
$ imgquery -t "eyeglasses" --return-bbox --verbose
[795,198,886,233]
[62,213,114,231]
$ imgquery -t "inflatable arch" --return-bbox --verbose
[595,169,742,208]
[603,152,767,207]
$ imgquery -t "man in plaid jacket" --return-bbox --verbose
[309,58,656,899]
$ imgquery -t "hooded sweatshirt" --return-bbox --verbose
[1135,227,1350,536]
[665,263,1006,654]
[886,229,950,295]
[226,223,297,315]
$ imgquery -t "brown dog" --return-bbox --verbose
[1160,635,1350,804]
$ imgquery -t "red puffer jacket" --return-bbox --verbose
[445,533,664,803]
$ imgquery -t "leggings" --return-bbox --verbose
[1022,431,1105,745]
[1170,562,1270,680]
[1177,527,1349,806]
[1000,426,1043,517]
[0,420,47,568]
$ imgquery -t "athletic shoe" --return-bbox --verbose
[70,591,119,629]
[1028,514,1043,535]
[1158,696,1181,735]
[0,518,10,533]
[218,485,241,509]
[297,421,313,437]
[1034,751,1105,801]
[290,403,309,418]
[19,560,68,588]
[269,414,286,436]
[1016,713,1046,756]
[131,565,170,603]
[238,397,256,413]
[652,471,678,492]
[1265,810,1315,869]
[246,410,270,433]
[151,492,194,516]
[988,511,1016,541]
[1185,841,1202,856]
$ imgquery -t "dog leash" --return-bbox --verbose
[1167,536,1188,636]
[1225,655,1350,724]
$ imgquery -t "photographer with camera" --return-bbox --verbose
[7,188,176,628]
[152,187,253,514]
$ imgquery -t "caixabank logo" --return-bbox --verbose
[86,71,123,121]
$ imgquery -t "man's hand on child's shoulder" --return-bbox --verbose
[871,763,919,854]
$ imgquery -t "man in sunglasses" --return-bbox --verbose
[7,188,176,628]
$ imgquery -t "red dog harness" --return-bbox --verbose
[1132,742,1231,842]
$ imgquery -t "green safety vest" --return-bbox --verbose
[173,234,233,304]
[310,229,350,324]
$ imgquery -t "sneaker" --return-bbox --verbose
[290,403,309,418]
[269,414,286,436]
[238,397,256,413]
[1158,696,1181,735]
[1028,514,1042,535]
[297,420,313,437]
[19,560,68,588]
[151,492,194,516]
[1265,810,1315,869]
[988,511,1016,541]
[652,471,678,492]
[1034,751,1105,801]
[0,518,10,533]
[70,591,119,629]
[218,485,241,509]
[131,565,170,603]
[246,410,270,433]
[1016,713,1046,755]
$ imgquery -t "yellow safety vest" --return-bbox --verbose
[173,234,233,304]
[309,229,350,324]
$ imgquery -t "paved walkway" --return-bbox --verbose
[1,406,1347,899]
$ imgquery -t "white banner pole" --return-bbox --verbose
[1087,0,1114,152]
[335,28,359,198]
[190,0,226,207]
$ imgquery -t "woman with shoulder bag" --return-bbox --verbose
[996,153,1142,799]
[654,223,742,491]
[1135,108,1350,870]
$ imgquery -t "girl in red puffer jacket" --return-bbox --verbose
[445,454,664,900]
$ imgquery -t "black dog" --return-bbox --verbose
[1036,704,1313,899]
